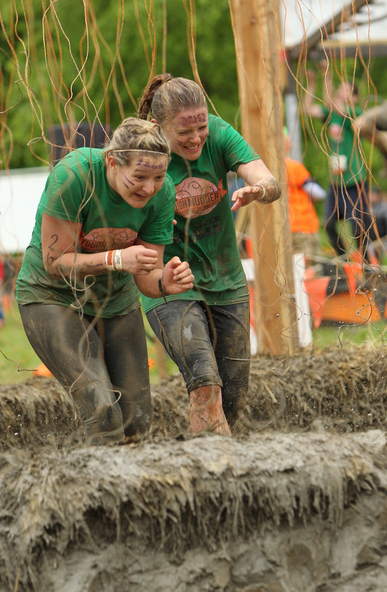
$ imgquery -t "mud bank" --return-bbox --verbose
[1,346,387,591]
[1,432,387,592]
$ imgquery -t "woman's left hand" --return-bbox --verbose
[234,160,282,211]
[231,184,268,212]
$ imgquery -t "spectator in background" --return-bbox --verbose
[356,100,387,176]
[304,69,375,262]
[369,186,387,263]
[356,101,387,262]
[284,130,326,260]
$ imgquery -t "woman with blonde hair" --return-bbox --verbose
[16,117,194,446]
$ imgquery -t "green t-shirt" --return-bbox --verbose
[141,114,259,313]
[16,148,175,318]
[321,105,365,186]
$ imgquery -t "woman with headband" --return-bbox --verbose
[16,117,194,446]
[138,75,281,436]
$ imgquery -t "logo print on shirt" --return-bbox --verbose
[175,177,227,219]
[80,227,138,252]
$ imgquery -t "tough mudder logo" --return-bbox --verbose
[80,227,138,252]
[175,177,226,219]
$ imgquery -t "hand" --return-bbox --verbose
[231,184,271,212]
[120,245,158,275]
[161,256,194,295]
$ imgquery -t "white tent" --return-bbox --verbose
[281,0,387,54]
[0,168,49,254]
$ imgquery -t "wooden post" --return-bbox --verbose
[230,0,298,355]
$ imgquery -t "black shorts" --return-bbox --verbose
[147,299,250,423]
[19,303,151,444]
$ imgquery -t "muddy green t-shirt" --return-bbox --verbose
[16,148,175,318]
[321,105,365,186]
[141,114,259,313]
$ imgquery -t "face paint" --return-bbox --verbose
[123,174,135,189]
[164,108,209,161]
[107,154,169,208]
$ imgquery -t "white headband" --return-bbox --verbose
[109,148,169,156]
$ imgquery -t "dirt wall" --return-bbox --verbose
[1,346,387,591]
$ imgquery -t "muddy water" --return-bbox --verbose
[1,348,387,592]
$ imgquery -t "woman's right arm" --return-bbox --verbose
[42,213,168,278]
[41,213,107,278]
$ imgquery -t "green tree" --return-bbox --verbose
[0,0,239,169]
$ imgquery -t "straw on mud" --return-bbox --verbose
[2,344,387,450]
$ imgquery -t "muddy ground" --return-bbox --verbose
[1,345,387,592]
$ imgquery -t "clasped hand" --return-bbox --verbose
[121,245,194,294]
[120,245,159,274]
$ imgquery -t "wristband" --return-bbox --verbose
[105,250,115,271]
[114,249,123,272]
[254,184,266,200]
[158,278,168,303]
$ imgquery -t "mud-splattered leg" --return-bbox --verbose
[189,384,232,436]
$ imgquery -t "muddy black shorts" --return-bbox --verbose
[146,299,250,424]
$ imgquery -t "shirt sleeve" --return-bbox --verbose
[39,160,88,223]
[211,117,260,172]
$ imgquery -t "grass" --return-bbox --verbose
[1,298,386,386]
[0,302,42,384]
[312,320,387,349]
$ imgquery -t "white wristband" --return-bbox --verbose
[114,249,123,272]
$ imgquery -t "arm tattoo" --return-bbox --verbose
[46,233,59,267]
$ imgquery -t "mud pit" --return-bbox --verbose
[1,345,387,592]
